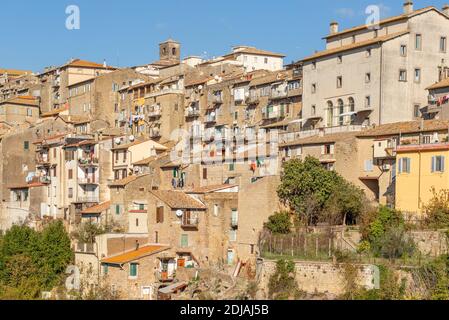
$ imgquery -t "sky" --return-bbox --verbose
[0,0,447,72]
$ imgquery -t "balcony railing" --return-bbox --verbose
[148,109,162,118]
[182,215,199,228]
[40,176,51,184]
[185,109,200,118]
[204,115,217,124]
[78,157,99,167]
[76,196,99,203]
[246,96,260,105]
[78,177,98,185]
[270,91,288,100]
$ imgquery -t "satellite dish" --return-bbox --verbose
[176,210,184,217]
[198,85,203,90]
[129,135,135,142]
[211,112,216,117]
[214,75,220,81]
[188,106,193,112]
[114,138,121,144]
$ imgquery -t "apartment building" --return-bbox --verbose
[37,59,117,113]
[424,76,449,119]
[0,71,39,101]
[302,2,449,131]
[0,96,40,125]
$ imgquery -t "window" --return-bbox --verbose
[311,105,316,116]
[311,83,316,93]
[400,44,407,57]
[352,35,356,43]
[398,158,411,174]
[414,68,421,83]
[231,209,239,226]
[129,263,138,277]
[68,169,73,180]
[432,156,445,173]
[136,218,139,227]
[365,96,371,107]
[337,55,342,64]
[180,234,189,248]
[337,76,342,88]
[27,108,32,117]
[365,73,371,83]
[364,160,374,172]
[202,168,208,180]
[366,48,372,57]
[115,204,121,215]
[414,104,421,118]
[415,34,422,50]
[264,57,268,64]
[229,162,235,171]
[156,206,164,223]
[312,61,316,70]
[399,70,407,82]
[103,264,108,275]
[68,188,73,199]
[229,229,237,242]
[24,141,29,151]
[322,144,333,155]
[440,37,447,52]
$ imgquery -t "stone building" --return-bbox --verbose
[301,3,449,131]
[0,96,40,125]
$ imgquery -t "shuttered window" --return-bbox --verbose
[431,156,445,173]
[156,206,164,223]
[180,234,189,248]
[129,263,138,277]
[398,158,411,174]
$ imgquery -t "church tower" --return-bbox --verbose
[159,39,180,62]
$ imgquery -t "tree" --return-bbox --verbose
[268,259,299,300]
[264,212,292,234]
[277,156,366,226]
[423,188,449,229]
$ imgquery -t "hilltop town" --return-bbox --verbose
[1,1,449,300]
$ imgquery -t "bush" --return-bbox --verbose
[268,259,299,300]
[265,212,292,234]
[423,188,449,229]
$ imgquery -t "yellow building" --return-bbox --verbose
[396,143,449,218]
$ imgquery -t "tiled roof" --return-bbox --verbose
[132,156,157,166]
[81,201,111,215]
[427,77,449,90]
[66,59,117,70]
[150,59,180,68]
[9,182,46,189]
[41,105,69,117]
[186,184,238,194]
[249,70,289,87]
[0,69,32,76]
[1,95,39,106]
[108,175,141,187]
[111,139,150,151]
[32,133,67,145]
[396,143,449,153]
[302,31,409,62]
[184,76,213,87]
[225,46,285,58]
[357,120,449,137]
[151,190,207,210]
[280,131,358,148]
[101,245,170,265]
[323,6,438,39]
[59,114,90,124]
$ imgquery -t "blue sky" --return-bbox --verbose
[0,0,447,72]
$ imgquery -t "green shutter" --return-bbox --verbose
[115,205,120,215]
[130,263,138,277]
[181,234,188,248]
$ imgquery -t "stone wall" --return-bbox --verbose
[409,230,448,257]
[259,259,377,297]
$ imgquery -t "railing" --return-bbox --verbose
[78,157,99,166]
[145,89,183,98]
[279,125,366,144]
[78,177,98,185]
[204,115,217,123]
[182,215,199,228]
[246,96,260,105]
[76,196,99,203]
[270,91,288,99]
[287,87,302,97]
[185,109,200,118]
[148,109,162,118]
[40,176,51,184]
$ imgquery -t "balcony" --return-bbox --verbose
[156,270,175,282]
[212,95,223,104]
[76,196,99,203]
[287,87,302,98]
[150,129,161,138]
[185,109,200,118]
[78,177,99,185]
[148,109,162,118]
[182,214,199,229]
[78,157,99,167]
[36,155,50,167]
[145,88,183,98]
[40,176,51,184]
[262,111,286,120]
[204,115,217,125]
[246,95,260,105]
[270,90,288,100]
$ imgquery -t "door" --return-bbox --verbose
[227,249,235,265]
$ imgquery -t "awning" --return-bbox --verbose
[359,176,379,181]
[339,111,357,117]
[357,108,374,114]
[158,282,188,294]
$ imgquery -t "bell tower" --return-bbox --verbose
[159,39,180,62]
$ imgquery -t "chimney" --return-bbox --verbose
[330,21,339,34]
[443,4,449,15]
[135,240,140,251]
[403,1,413,14]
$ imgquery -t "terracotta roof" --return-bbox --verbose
[280,131,358,148]
[58,114,90,124]
[225,46,285,58]
[108,175,141,187]
[427,77,449,90]
[132,156,157,166]
[111,139,163,151]
[66,59,117,70]
[151,190,206,210]
[249,70,289,87]
[81,201,111,215]
[41,105,69,117]
[33,133,67,145]
[184,76,213,87]
[101,245,170,265]
[150,60,180,68]
[0,69,32,76]
[396,143,449,153]
[187,184,238,194]
[302,31,409,62]
[9,182,46,189]
[1,95,39,106]
[260,118,292,129]
[357,120,449,138]
[323,6,438,39]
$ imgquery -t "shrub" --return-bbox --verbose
[265,212,292,234]
[423,188,449,229]
[268,259,298,300]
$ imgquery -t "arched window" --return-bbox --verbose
[327,101,334,127]
[348,97,355,124]
[338,99,344,125]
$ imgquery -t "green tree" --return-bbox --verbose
[423,188,449,229]
[268,259,299,300]
[265,211,292,234]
